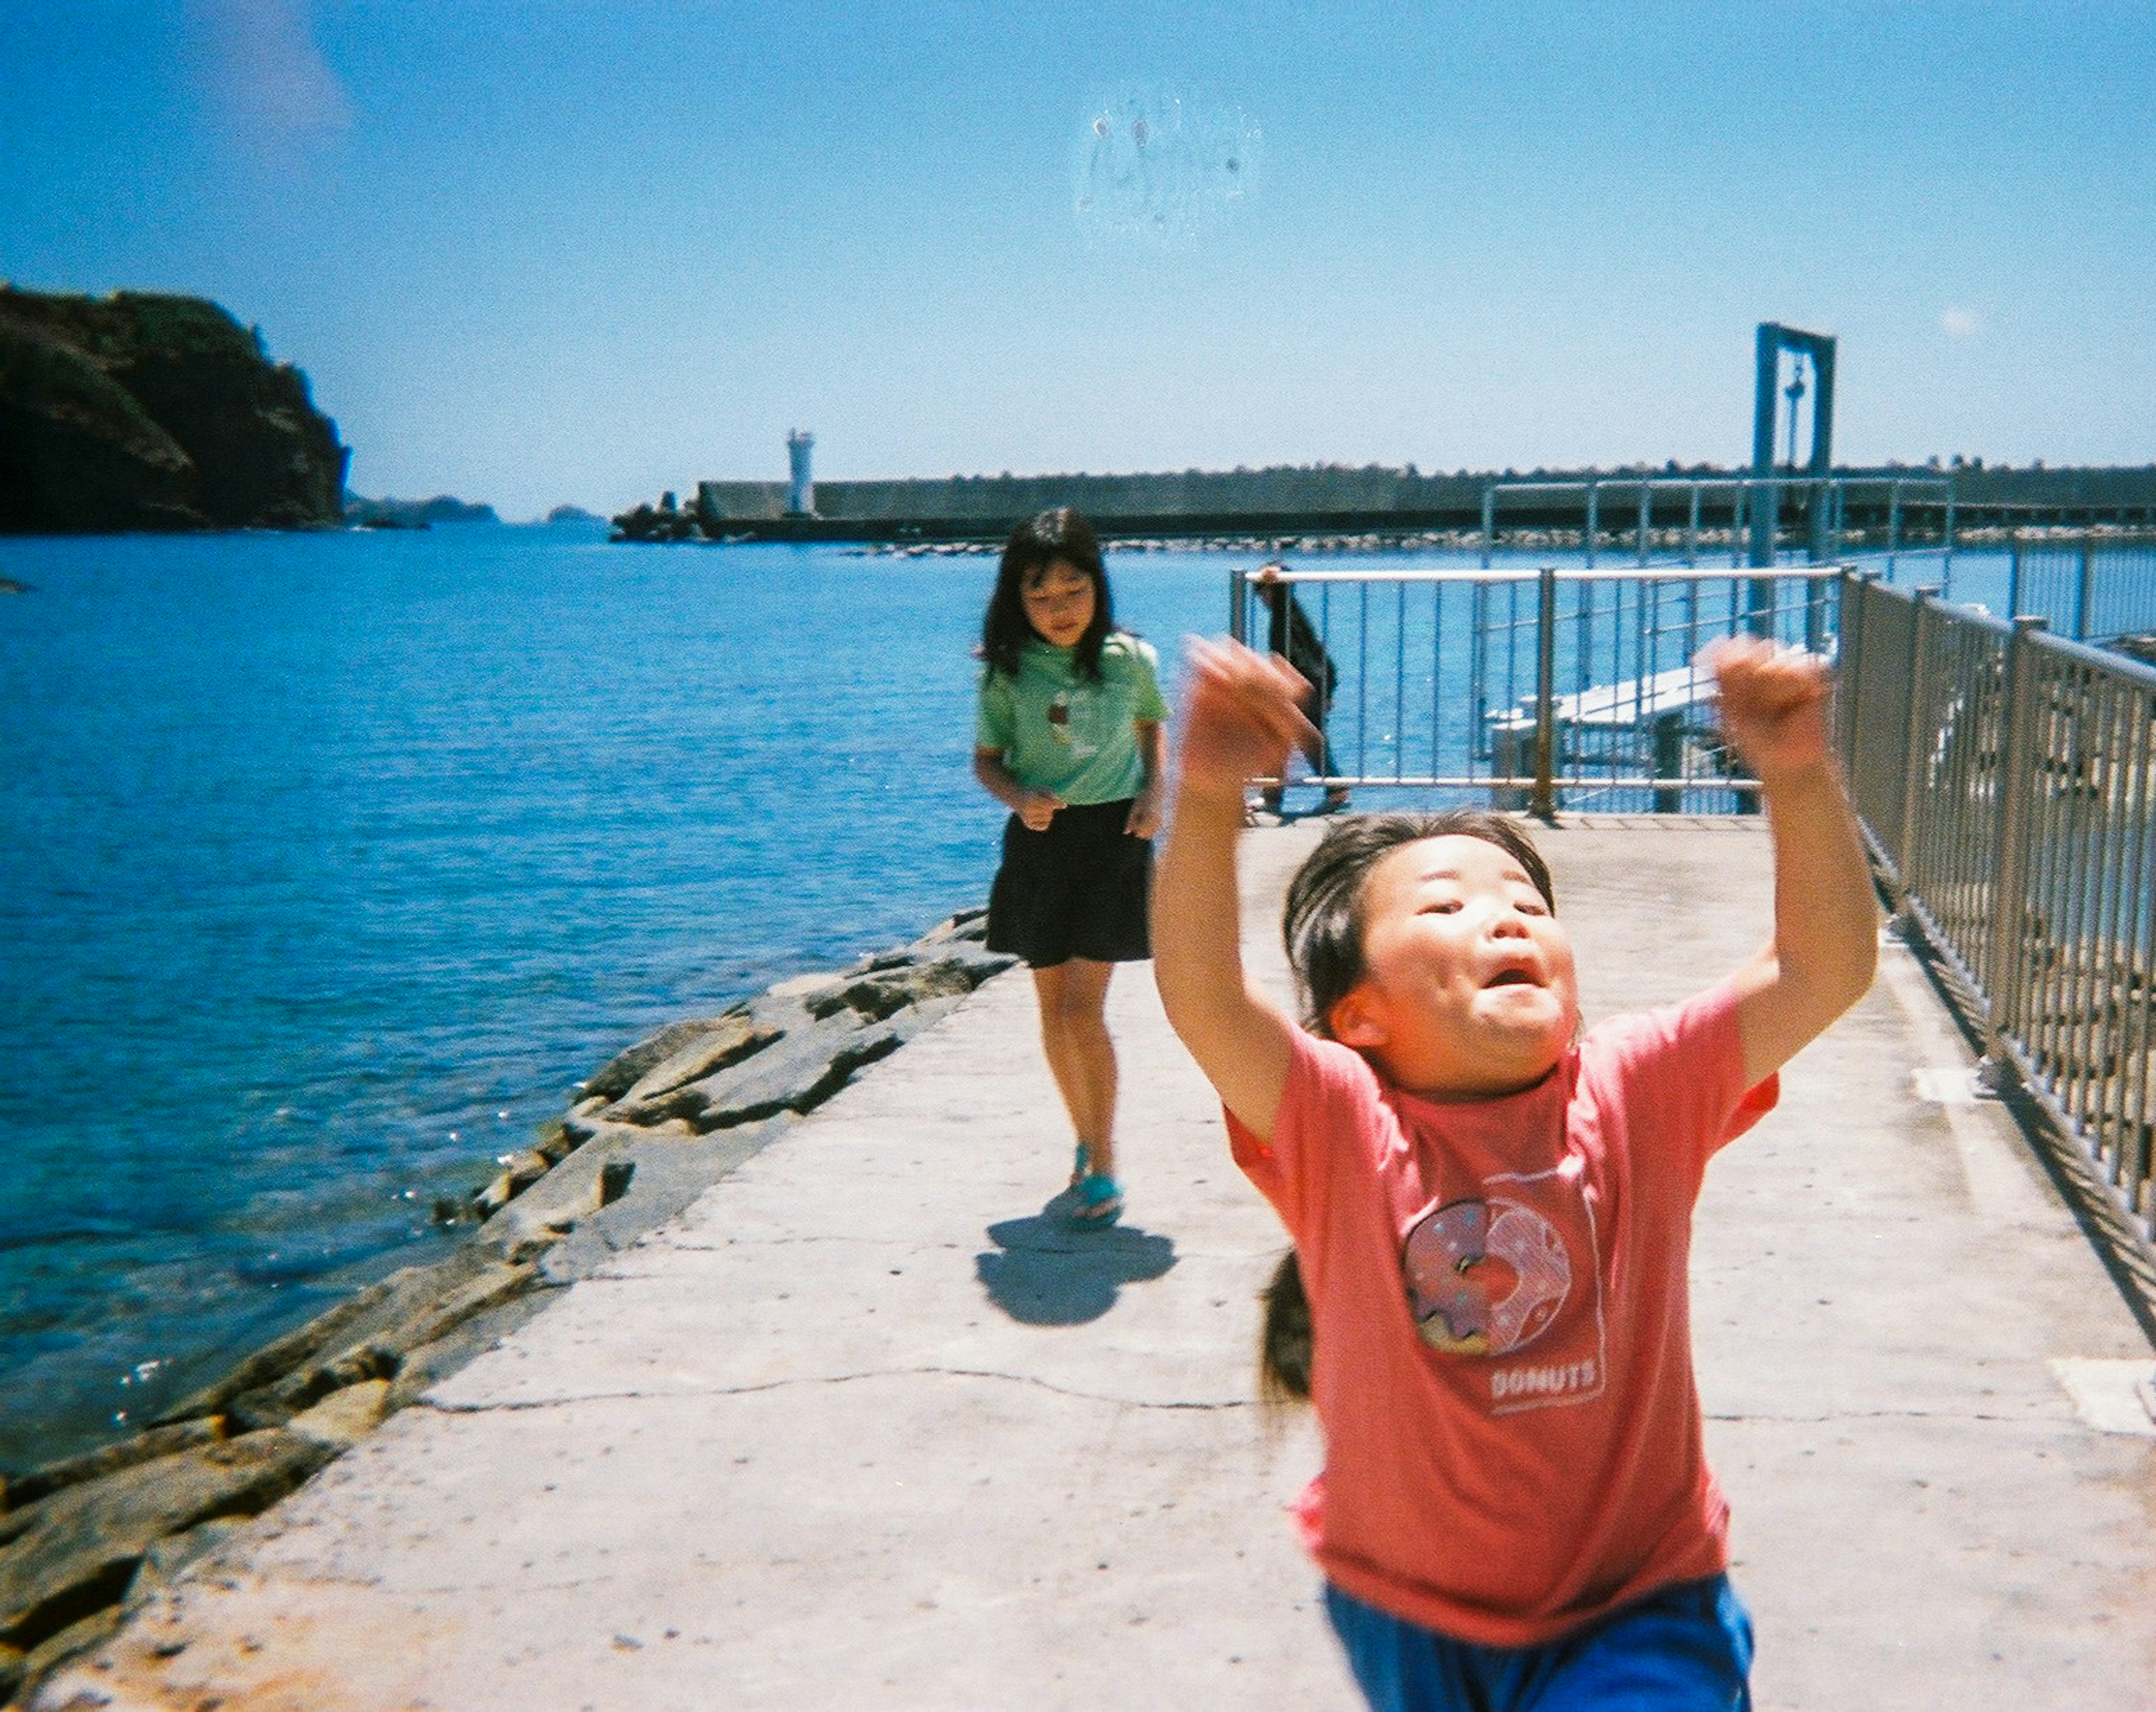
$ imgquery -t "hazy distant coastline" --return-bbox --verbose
[344,493,501,529]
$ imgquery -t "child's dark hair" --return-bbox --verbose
[981,507,1113,680]
[1259,1249,1314,1407]
[1262,809,1556,1404]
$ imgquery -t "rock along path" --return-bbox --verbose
[31,821,2156,1711]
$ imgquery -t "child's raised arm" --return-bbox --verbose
[1708,637,1881,1086]
[1152,639,1321,1140]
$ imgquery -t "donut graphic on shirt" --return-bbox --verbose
[1402,1198,1571,1356]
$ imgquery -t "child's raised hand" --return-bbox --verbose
[1175,636,1322,803]
[1703,635,1835,782]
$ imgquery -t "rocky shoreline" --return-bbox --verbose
[0,909,1012,1706]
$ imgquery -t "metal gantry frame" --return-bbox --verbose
[1751,322,1838,567]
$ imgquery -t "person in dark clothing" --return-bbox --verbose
[1251,562,1351,817]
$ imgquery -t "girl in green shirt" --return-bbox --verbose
[974,508,1168,1225]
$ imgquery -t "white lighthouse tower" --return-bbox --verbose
[785,431,815,516]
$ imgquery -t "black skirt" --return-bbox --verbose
[984,797,1153,968]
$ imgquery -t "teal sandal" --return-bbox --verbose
[1071,1171,1123,1226]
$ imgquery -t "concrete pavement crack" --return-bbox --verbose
[416,1366,1253,1414]
[1705,1406,2035,1425]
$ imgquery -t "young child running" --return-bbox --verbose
[1152,634,1878,1710]
[974,507,1168,1225]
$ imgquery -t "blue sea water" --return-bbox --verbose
[0,524,1249,1469]
[0,525,1997,1469]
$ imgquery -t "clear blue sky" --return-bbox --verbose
[5,1,2152,521]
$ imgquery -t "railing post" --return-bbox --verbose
[1748,469,1777,569]
[1978,616,2050,1082]
[1228,567,1246,645]
[1532,566,1558,822]
[1744,480,1777,637]
[1892,587,1942,882]
[2076,535,2094,641]
[1637,482,1651,567]
[1652,713,1684,813]
[1584,483,1599,570]
[1481,483,1495,570]
[1836,570,1870,781]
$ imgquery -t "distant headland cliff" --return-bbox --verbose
[0,287,349,534]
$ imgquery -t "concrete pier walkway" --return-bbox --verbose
[35,822,2156,1711]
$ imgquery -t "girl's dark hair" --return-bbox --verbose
[1282,808,1556,1038]
[981,507,1113,679]
[1259,1249,1314,1406]
[1261,811,1556,1407]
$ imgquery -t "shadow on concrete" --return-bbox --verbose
[975,1205,1177,1326]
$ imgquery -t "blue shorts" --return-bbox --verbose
[1324,1574,1753,1712]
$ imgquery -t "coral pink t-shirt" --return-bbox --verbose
[1227,977,1776,1648]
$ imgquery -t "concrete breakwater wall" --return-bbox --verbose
[696,464,1479,527]
[679,464,2156,544]
[0,912,1013,1706]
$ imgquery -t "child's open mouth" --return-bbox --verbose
[1484,968,1538,988]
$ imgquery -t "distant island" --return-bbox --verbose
[0,286,348,533]
[345,492,500,529]
[342,497,602,529]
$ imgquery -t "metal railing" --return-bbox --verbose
[1475,473,1956,571]
[2002,532,2156,645]
[1230,563,1839,816]
[1839,575,2156,1256]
